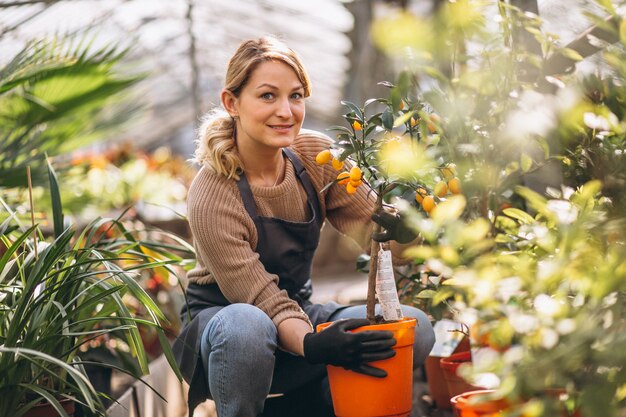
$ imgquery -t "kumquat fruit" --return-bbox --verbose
[331,158,344,170]
[441,163,456,180]
[349,166,362,182]
[448,177,462,194]
[352,120,362,131]
[422,195,436,213]
[434,181,448,198]
[337,172,350,185]
[415,187,428,203]
[316,149,332,165]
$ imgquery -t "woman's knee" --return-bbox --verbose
[206,303,277,350]
[400,305,436,364]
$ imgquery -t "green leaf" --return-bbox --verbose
[157,327,183,381]
[46,157,65,239]
[364,98,388,108]
[416,289,437,299]
[596,0,616,14]
[620,19,626,46]
[560,47,584,62]
[17,384,73,417]
[520,153,533,173]
[340,100,363,120]
[403,246,436,261]
[431,195,467,223]
[393,110,416,128]
[382,108,394,130]
[502,207,535,224]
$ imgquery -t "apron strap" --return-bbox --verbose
[235,169,258,219]
[283,148,322,221]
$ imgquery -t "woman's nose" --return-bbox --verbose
[275,97,293,118]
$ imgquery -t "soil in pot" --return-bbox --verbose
[317,317,416,417]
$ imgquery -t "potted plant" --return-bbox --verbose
[0,162,194,417]
[314,70,463,415]
[0,32,194,416]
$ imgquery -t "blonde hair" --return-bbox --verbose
[194,36,312,179]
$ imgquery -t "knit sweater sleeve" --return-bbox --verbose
[293,130,375,250]
[186,168,310,328]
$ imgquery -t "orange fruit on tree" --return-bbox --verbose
[315,149,332,165]
[331,158,344,170]
[349,166,362,182]
[399,100,405,110]
[410,117,418,127]
[427,113,440,133]
[421,195,436,213]
[346,183,358,194]
[350,179,363,188]
[434,181,448,197]
[448,177,462,194]
[337,172,350,185]
[352,120,362,131]
[415,187,428,203]
[441,163,456,180]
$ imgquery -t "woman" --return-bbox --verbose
[173,37,435,417]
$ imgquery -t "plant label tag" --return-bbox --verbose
[376,248,403,321]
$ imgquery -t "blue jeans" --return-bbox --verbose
[200,303,435,417]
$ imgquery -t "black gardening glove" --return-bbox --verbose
[371,209,417,244]
[303,318,396,378]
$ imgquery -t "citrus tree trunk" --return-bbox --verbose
[366,191,384,322]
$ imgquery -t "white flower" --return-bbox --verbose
[583,112,610,130]
[509,311,539,334]
[557,319,576,335]
[503,345,524,364]
[534,294,561,317]
[537,259,559,281]
[540,328,559,349]
[546,200,578,225]
[496,277,522,302]
[474,373,501,389]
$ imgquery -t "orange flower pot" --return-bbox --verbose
[450,390,508,417]
[440,351,484,399]
[425,336,471,409]
[451,389,581,417]
[317,318,417,417]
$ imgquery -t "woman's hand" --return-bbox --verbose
[303,318,396,378]
[371,209,417,244]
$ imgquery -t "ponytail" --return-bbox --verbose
[193,108,242,180]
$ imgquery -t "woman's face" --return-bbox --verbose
[228,60,306,153]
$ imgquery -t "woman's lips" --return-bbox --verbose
[269,124,293,132]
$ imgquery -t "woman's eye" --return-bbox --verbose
[261,93,274,100]
[291,92,303,100]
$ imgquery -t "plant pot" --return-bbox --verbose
[317,317,416,417]
[451,389,581,417]
[450,389,508,417]
[425,336,471,409]
[440,351,484,399]
[23,399,75,417]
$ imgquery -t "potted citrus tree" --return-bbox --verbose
[314,72,461,416]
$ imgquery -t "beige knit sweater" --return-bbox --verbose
[186,129,376,327]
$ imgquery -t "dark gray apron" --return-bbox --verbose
[173,148,346,415]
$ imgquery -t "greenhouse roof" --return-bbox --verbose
[0,0,620,150]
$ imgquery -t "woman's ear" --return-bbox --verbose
[221,89,238,118]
